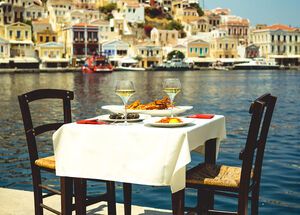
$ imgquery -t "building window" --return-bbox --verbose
[271,45,274,53]
[16,31,21,39]
[219,44,222,49]
[46,36,49,42]
[25,31,28,38]
[195,48,198,53]
[190,48,193,53]
[9,30,13,38]
[277,35,280,41]
[40,36,43,42]
[53,36,56,42]
[225,43,228,50]
[271,35,274,42]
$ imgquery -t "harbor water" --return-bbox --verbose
[0,70,299,214]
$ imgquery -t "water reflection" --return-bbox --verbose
[0,70,299,214]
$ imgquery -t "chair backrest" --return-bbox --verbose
[18,89,74,169]
[239,93,277,193]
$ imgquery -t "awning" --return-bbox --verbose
[13,57,39,63]
[120,57,138,64]
[0,58,9,63]
[41,58,69,63]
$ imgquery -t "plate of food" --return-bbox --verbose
[97,113,150,122]
[102,97,193,116]
[144,117,194,128]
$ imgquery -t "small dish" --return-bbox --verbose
[97,114,151,122]
[144,117,194,128]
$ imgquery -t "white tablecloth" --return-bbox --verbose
[53,115,226,193]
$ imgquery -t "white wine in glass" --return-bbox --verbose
[115,80,135,125]
[163,78,181,117]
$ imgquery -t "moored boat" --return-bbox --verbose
[115,57,145,71]
[233,58,280,70]
[82,54,113,73]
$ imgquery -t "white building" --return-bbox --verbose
[251,24,300,58]
[124,1,144,23]
[24,4,45,20]
[0,37,10,59]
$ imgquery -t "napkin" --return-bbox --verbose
[76,119,108,125]
[187,114,215,119]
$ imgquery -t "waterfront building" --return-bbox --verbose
[68,23,99,62]
[136,42,162,68]
[102,39,130,65]
[251,24,300,57]
[4,22,35,57]
[184,16,210,36]
[0,37,10,67]
[36,28,58,44]
[24,3,44,21]
[210,36,238,59]
[150,28,178,46]
[117,0,145,24]
[219,16,250,44]
[37,42,68,68]
[187,39,209,58]
[245,44,259,58]
[171,0,190,16]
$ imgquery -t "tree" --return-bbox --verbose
[190,3,204,16]
[99,3,117,14]
[166,20,184,31]
[167,50,185,60]
[145,7,163,18]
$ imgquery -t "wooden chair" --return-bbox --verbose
[185,93,277,214]
[18,89,116,215]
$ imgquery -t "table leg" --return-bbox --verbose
[123,183,132,215]
[60,177,72,215]
[74,178,86,215]
[172,189,185,215]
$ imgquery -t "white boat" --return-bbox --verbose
[155,58,191,71]
[233,58,280,70]
[115,57,145,71]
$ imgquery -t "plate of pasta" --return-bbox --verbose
[144,117,194,127]
[102,97,193,116]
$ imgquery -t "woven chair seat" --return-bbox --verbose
[186,163,248,188]
[35,156,56,170]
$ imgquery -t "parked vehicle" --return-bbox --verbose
[115,57,145,71]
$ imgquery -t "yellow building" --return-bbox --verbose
[0,37,10,59]
[136,42,162,68]
[36,29,58,44]
[150,28,178,46]
[176,7,199,23]
[5,22,34,57]
[210,36,238,58]
[187,39,209,58]
[38,42,69,68]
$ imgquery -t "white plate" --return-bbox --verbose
[101,105,193,116]
[97,114,151,122]
[144,117,194,128]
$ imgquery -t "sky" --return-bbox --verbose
[202,0,300,27]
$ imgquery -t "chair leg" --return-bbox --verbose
[251,185,260,215]
[172,189,185,215]
[32,168,43,215]
[238,192,249,215]
[123,183,132,215]
[74,178,86,215]
[106,181,116,215]
[197,189,214,215]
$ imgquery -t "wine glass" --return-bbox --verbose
[115,80,135,125]
[162,78,181,117]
